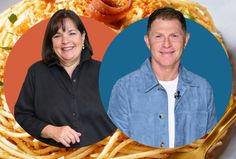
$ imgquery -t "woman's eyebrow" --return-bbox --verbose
[67,28,78,32]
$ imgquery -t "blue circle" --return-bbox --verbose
[99,18,232,121]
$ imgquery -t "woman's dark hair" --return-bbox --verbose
[147,7,187,34]
[42,9,93,64]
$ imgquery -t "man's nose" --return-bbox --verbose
[163,38,171,48]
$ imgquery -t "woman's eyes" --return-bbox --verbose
[53,34,61,38]
[69,32,77,35]
[53,32,77,38]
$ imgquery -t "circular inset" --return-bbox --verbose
[4,16,117,148]
[99,18,232,148]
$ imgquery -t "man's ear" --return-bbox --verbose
[144,34,150,49]
[184,32,190,48]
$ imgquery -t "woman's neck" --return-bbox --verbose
[61,60,80,78]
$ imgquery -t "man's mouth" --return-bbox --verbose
[159,50,175,54]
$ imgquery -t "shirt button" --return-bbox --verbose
[73,79,76,83]
[159,114,164,119]
[160,142,165,147]
[72,112,76,116]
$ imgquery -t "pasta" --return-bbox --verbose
[0,0,232,158]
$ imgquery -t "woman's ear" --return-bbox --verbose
[82,32,86,50]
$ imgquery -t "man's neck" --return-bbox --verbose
[151,61,179,81]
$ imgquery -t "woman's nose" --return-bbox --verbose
[61,35,69,44]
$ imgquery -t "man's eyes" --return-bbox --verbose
[155,35,163,39]
[154,35,179,38]
[169,34,180,38]
[155,34,162,37]
[155,34,180,37]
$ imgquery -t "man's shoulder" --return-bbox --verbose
[182,67,212,89]
[115,66,145,88]
[116,58,152,86]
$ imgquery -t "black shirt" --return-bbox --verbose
[14,58,116,148]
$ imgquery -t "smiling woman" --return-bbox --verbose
[13,9,116,148]
[51,18,85,74]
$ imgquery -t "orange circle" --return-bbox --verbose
[4,17,116,114]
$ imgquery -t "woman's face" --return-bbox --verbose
[52,18,85,66]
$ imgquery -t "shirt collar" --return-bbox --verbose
[140,57,158,92]
[178,65,199,87]
[141,57,199,93]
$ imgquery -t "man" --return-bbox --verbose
[108,7,217,148]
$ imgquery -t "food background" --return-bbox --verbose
[0,0,235,159]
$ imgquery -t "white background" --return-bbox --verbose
[1,0,236,158]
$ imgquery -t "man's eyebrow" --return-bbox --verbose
[150,31,161,34]
[170,32,182,34]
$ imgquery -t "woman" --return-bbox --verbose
[14,9,116,148]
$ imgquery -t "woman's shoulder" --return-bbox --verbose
[88,59,101,65]
[80,59,101,77]
[84,59,101,69]
[28,60,47,72]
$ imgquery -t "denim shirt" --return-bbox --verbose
[108,58,217,148]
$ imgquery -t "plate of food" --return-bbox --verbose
[0,0,235,159]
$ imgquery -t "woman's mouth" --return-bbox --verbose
[61,46,74,51]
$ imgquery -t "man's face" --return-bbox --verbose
[144,18,189,69]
